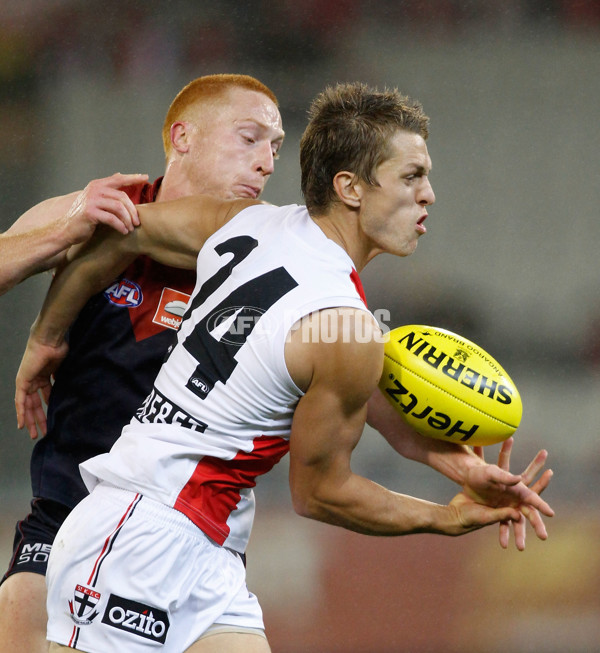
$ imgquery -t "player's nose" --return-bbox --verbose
[256,142,275,176]
[419,178,435,206]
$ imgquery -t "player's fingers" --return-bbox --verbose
[499,520,510,549]
[520,488,554,517]
[33,396,48,437]
[93,204,137,234]
[486,465,522,487]
[82,177,144,230]
[512,514,526,551]
[15,390,24,430]
[497,437,514,471]
[121,195,140,227]
[529,468,553,496]
[98,188,141,228]
[492,507,522,526]
[23,395,39,440]
[473,445,484,460]
[15,384,32,431]
[102,172,149,189]
[520,504,548,541]
[26,421,38,440]
[520,449,549,486]
[517,466,554,516]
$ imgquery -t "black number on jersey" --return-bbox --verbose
[180,235,298,399]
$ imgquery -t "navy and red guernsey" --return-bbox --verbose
[30,178,197,508]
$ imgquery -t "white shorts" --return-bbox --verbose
[46,483,264,652]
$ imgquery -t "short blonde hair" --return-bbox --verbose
[162,74,279,158]
[300,82,429,214]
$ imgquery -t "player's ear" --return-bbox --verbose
[332,171,362,208]
[170,121,191,154]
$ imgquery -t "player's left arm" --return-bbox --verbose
[366,389,553,549]
[287,310,522,537]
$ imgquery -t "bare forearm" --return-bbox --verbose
[367,388,483,485]
[0,225,70,295]
[32,228,138,346]
[392,427,482,486]
[292,471,456,536]
[291,467,521,539]
[0,193,88,295]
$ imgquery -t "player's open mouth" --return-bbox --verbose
[416,214,427,234]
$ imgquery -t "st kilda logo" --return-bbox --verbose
[69,585,102,625]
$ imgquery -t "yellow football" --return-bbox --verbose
[379,325,522,446]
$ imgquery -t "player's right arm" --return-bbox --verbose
[286,309,522,537]
[0,173,147,296]
[15,194,259,438]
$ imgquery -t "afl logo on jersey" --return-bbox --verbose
[206,305,267,346]
[104,279,143,308]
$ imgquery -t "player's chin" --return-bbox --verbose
[394,239,420,258]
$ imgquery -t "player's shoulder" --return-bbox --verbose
[221,198,267,225]
[287,307,384,395]
[297,307,382,351]
[173,195,265,233]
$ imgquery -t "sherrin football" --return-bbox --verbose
[378,325,522,446]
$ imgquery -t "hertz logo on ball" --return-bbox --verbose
[379,325,523,446]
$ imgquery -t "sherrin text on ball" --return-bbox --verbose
[379,325,522,446]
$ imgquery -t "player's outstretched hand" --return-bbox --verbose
[446,491,522,536]
[479,439,553,551]
[15,334,69,440]
[463,438,554,551]
[61,172,148,245]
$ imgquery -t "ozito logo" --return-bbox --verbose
[69,584,101,625]
[104,279,143,308]
[102,594,170,644]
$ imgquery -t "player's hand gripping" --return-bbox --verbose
[15,330,69,440]
[60,172,148,246]
[463,438,554,551]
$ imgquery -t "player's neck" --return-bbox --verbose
[156,163,196,202]
[310,207,375,273]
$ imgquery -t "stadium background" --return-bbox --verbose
[0,1,599,651]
